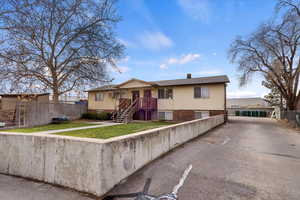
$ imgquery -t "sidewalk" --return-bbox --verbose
[0,122,121,135]
[0,174,95,200]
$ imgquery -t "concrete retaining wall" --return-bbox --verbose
[0,115,224,196]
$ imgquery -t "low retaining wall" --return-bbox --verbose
[0,114,224,196]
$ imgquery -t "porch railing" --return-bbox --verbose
[138,97,157,111]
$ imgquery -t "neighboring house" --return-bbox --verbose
[87,74,229,122]
[227,97,274,117]
[0,93,50,111]
[0,93,50,126]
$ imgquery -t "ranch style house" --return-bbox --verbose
[87,74,230,122]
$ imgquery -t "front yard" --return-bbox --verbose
[54,121,174,139]
[5,122,94,133]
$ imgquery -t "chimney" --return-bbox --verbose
[187,73,192,79]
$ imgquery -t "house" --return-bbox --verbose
[227,97,274,117]
[0,93,50,126]
[0,93,50,111]
[87,74,230,122]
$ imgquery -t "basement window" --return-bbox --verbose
[195,111,210,119]
[158,111,173,120]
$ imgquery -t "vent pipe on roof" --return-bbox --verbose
[187,73,192,79]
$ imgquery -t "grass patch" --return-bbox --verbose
[54,121,174,139]
[5,122,94,133]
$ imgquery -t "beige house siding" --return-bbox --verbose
[88,87,158,111]
[88,91,118,111]
[119,80,152,89]
[127,88,158,98]
[157,84,225,111]
[88,84,225,111]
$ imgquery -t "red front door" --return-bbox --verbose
[144,89,152,120]
[144,89,152,98]
[132,91,140,120]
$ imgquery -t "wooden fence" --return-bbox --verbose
[12,102,87,127]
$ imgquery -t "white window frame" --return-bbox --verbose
[158,111,173,120]
[194,111,210,119]
[158,88,173,99]
[95,92,104,101]
[194,87,209,98]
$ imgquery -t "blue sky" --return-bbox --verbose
[110,0,277,98]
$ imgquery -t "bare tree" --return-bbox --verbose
[262,78,285,108]
[0,0,124,102]
[229,2,300,110]
[277,0,300,16]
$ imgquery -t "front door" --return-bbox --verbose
[144,89,152,99]
[144,89,152,120]
[132,90,140,101]
[132,91,140,120]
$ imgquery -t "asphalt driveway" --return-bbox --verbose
[108,117,300,200]
[1,117,300,200]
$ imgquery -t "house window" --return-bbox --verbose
[195,111,210,119]
[112,91,125,99]
[95,92,104,101]
[194,87,209,98]
[158,88,173,99]
[158,111,173,120]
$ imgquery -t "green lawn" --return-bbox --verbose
[5,122,94,133]
[54,121,174,139]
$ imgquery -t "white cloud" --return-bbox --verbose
[159,64,168,69]
[178,0,211,23]
[212,52,217,56]
[160,54,201,69]
[138,31,173,50]
[228,90,258,98]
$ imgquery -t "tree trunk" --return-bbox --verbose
[287,98,297,111]
[52,87,60,104]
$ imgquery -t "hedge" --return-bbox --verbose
[82,112,112,120]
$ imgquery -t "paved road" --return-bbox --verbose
[1,117,300,200]
[0,174,95,200]
[108,117,300,200]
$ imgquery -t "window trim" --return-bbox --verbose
[194,86,209,99]
[194,111,210,119]
[158,111,173,120]
[158,88,173,99]
[95,92,104,101]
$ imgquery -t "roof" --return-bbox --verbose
[0,93,50,97]
[86,85,117,92]
[87,75,230,92]
[153,75,229,86]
